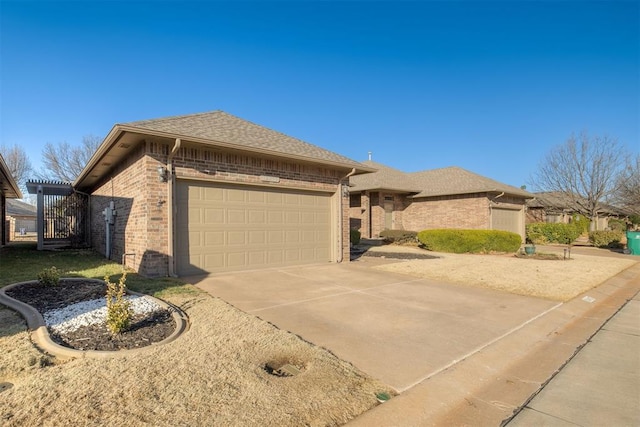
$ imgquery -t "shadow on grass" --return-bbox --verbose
[0,242,201,298]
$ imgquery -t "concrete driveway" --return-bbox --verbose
[191,260,558,392]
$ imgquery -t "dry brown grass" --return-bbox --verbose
[0,294,390,426]
[374,251,637,301]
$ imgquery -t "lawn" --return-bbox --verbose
[0,243,389,426]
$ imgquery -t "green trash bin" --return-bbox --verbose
[626,231,640,255]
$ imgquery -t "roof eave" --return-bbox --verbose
[0,155,23,198]
[410,188,532,199]
[75,125,375,189]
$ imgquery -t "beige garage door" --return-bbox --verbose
[176,181,332,275]
[491,208,522,236]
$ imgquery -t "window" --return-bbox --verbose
[350,194,361,208]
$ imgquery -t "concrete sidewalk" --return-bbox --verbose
[507,292,639,426]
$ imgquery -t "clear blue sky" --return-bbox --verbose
[1,1,638,189]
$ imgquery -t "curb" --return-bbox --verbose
[0,278,189,360]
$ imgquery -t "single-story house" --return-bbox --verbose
[349,160,533,240]
[6,198,37,238]
[526,191,621,231]
[0,153,23,245]
[73,111,373,277]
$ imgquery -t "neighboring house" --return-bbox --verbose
[6,199,37,237]
[349,161,533,241]
[526,191,621,231]
[73,111,372,277]
[0,153,23,245]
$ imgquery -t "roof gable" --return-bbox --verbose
[124,111,363,167]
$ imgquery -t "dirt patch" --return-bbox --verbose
[374,251,637,301]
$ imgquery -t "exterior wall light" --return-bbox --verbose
[157,166,168,182]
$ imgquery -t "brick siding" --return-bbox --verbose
[89,140,350,277]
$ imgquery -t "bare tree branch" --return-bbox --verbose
[531,132,627,230]
[0,144,33,193]
[613,154,640,215]
[40,135,101,182]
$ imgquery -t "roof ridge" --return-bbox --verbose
[123,110,225,126]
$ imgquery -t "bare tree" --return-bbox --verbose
[613,154,640,216]
[0,144,33,192]
[40,135,101,182]
[531,132,627,231]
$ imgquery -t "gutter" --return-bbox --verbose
[167,138,181,277]
[337,168,357,263]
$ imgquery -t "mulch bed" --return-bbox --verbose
[5,279,176,351]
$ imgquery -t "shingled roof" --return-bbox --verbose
[124,111,366,168]
[350,161,532,198]
[7,199,36,217]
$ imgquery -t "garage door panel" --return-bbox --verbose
[205,208,224,224]
[177,181,332,275]
[203,187,224,201]
[205,231,224,245]
[268,211,284,224]
[492,208,521,236]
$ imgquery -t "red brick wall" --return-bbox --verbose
[90,145,159,275]
[90,140,351,276]
[401,193,490,232]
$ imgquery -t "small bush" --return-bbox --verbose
[589,230,623,248]
[572,214,590,234]
[350,229,361,245]
[38,267,60,287]
[608,219,626,232]
[526,223,582,245]
[379,229,418,244]
[105,272,133,335]
[416,229,521,254]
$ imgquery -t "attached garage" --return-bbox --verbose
[491,207,523,236]
[176,180,333,275]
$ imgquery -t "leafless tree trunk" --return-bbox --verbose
[40,135,101,182]
[0,144,33,193]
[614,154,640,216]
[532,132,626,231]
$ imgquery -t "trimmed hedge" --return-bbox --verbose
[526,223,582,245]
[379,229,418,244]
[416,229,522,254]
[589,230,623,248]
[350,229,361,245]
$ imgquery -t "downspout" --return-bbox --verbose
[337,168,357,263]
[167,138,181,277]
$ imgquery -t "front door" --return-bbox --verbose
[384,196,394,230]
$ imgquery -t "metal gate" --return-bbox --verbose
[42,192,89,247]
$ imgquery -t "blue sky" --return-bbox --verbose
[1,1,638,190]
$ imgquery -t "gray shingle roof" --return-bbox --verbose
[7,199,36,217]
[350,161,532,198]
[124,111,365,168]
[409,166,531,198]
[349,161,419,192]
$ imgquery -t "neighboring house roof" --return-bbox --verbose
[528,191,622,215]
[6,199,37,217]
[0,153,22,199]
[75,111,374,190]
[349,161,420,193]
[350,160,532,199]
[409,166,531,198]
